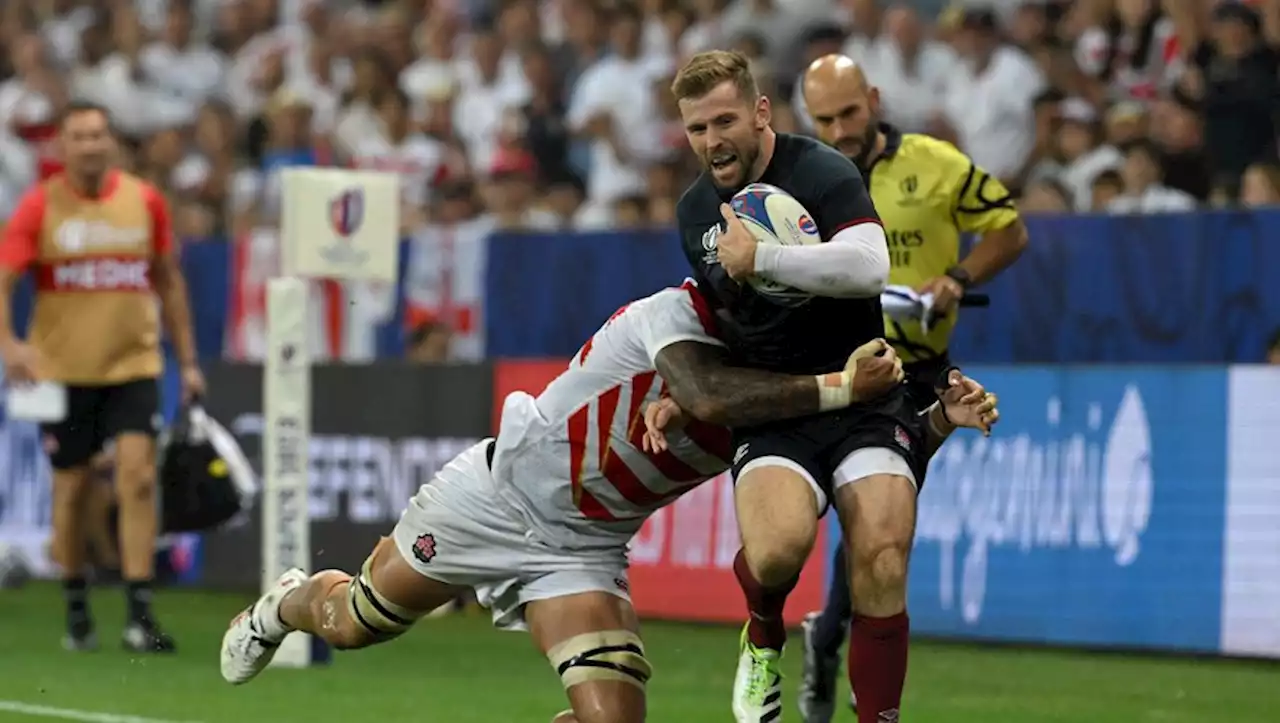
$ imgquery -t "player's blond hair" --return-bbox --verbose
[670,50,759,103]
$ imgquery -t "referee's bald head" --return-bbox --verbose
[801,54,881,168]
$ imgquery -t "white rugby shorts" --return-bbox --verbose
[390,440,631,631]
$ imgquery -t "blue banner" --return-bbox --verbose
[897,366,1228,652]
[9,211,1277,363]
[484,212,1280,363]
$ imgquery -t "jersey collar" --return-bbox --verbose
[865,123,903,177]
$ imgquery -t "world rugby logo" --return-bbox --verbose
[320,188,371,266]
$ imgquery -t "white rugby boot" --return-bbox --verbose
[732,623,784,722]
[220,568,306,684]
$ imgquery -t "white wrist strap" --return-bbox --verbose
[816,371,852,411]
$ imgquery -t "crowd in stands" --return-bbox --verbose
[0,0,1277,360]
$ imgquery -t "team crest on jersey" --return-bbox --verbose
[893,426,912,451]
[733,443,750,465]
[329,188,365,238]
[411,533,437,564]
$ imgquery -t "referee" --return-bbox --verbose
[796,56,1028,723]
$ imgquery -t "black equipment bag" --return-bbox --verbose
[160,404,253,533]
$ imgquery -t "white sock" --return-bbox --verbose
[253,587,296,642]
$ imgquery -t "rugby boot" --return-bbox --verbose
[732,623,784,722]
[122,616,177,653]
[220,568,306,684]
[62,619,98,652]
[797,612,839,723]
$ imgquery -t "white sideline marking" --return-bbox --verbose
[0,701,201,723]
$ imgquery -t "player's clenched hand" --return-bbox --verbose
[642,397,688,453]
[917,275,964,315]
[1,341,41,386]
[716,204,758,280]
[939,371,999,436]
[845,338,904,402]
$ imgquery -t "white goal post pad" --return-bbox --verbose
[279,167,400,282]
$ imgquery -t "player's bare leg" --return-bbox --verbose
[833,472,916,723]
[220,536,461,684]
[114,432,174,652]
[731,462,821,722]
[51,466,95,650]
[527,591,649,723]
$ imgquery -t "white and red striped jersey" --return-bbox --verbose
[350,133,446,207]
[491,282,734,549]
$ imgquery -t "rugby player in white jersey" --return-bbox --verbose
[219,281,998,723]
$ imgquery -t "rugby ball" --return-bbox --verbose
[729,183,821,299]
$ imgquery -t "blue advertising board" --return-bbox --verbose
[7,211,1273,363]
[485,211,1280,363]
[823,366,1230,652]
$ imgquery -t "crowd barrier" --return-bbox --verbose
[485,212,1280,363]
[7,210,1278,363]
[1,362,1275,657]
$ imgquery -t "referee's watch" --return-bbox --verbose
[945,266,972,290]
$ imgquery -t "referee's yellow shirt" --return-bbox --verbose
[867,125,1020,362]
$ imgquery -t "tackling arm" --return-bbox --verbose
[653,340,824,428]
[653,338,900,428]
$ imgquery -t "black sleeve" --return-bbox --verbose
[804,149,882,241]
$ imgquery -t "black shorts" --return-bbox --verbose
[730,385,928,514]
[41,378,160,470]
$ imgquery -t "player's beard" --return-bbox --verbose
[836,115,881,172]
[705,138,760,189]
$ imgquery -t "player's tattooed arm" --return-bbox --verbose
[654,339,903,427]
[653,341,823,428]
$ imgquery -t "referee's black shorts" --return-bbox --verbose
[730,385,928,515]
[41,378,161,470]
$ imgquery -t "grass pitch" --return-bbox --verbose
[0,584,1275,722]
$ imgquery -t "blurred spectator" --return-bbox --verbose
[1090,168,1125,211]
[405,322,452,364]
[333,50,395,159]
[452,24,530,174]
[1,34,63,185]
[1148,92,1210,200]
[1239,162,1280,208]
[567,2,663,227]
[941,8,1045,183]
[404,180,487,362]
[1022,177,1072,213]
[1183,2,1279,198]
[1268,328,1280,364]
[841,4,953,133]
[613,194,649,229]
[512,40,572,185]
[1108,138,1195,213]
[1028,97,1122,210]
[542,172,587,228]
[1075,0,1182,102]
[351,87,443,226]
[484,146,557,230]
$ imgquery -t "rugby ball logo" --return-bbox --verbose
[797,214,817,235]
